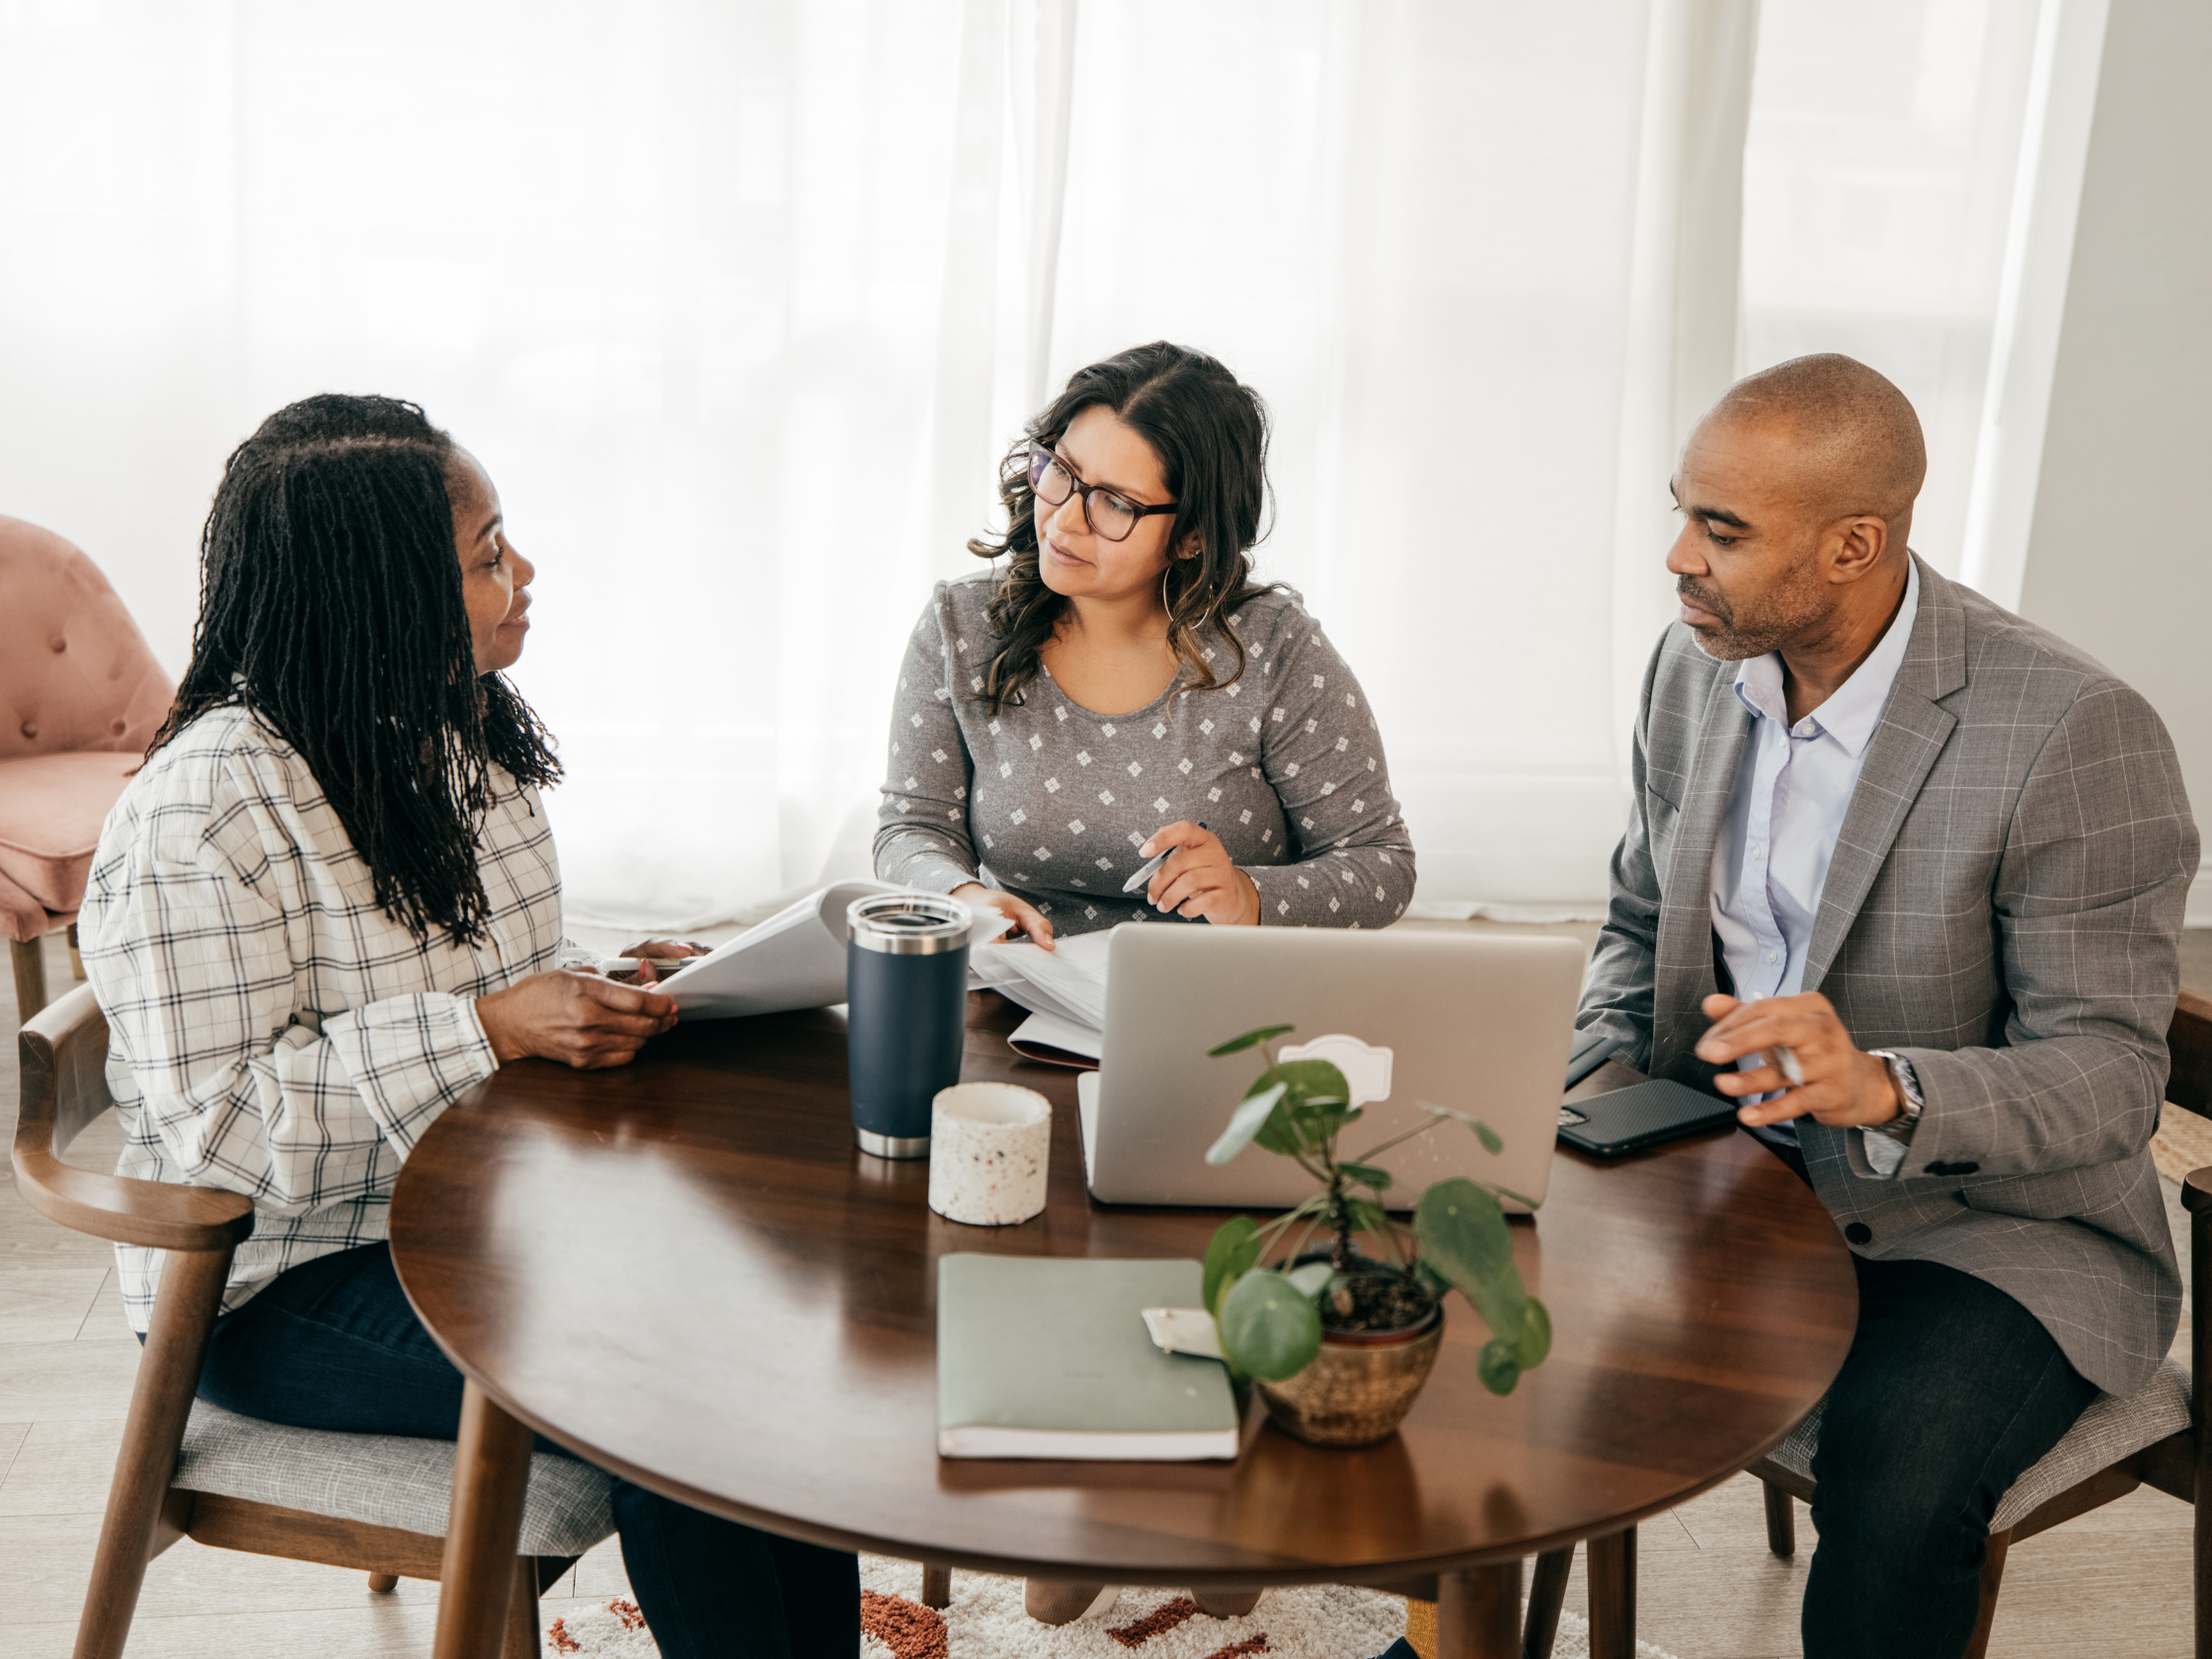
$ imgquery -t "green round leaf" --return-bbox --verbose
[1219,1268,1324,1381]
[1203,1216,1264,1316]
[1476,1339,1522,1396]
[1416,1177,1528,1349]
[1283,1260,1334,1298]
[1208,1024,1295,1058]
[1266,1059,1356,1153]
[1513,1297,1552,1369]
[1206,1082,1287,1165]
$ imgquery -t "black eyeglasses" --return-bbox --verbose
[1027,444,1178,543]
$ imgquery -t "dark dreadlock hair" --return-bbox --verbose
[968,341,1274,714]
[149,394,560,944]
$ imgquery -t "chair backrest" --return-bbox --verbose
[17,982,116,1159]
[14,981,252,1253]
[0,515,173,762]
[2168,988,2212,1121]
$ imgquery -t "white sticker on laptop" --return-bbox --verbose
[1276,1034,1393,1107]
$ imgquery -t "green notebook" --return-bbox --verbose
[935,1255,1240,1461]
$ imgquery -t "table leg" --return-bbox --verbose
[434,1380,534,1659]
[920,1562,952,1608]
[1523,1546,1573,1659]
[1587,1526,1636,1659]
[1435,1560,1521,1659]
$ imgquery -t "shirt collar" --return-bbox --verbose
[1732,558,1921,758]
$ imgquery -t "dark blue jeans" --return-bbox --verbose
[192,1242,858,1659]
[1800,1251,2097,1659]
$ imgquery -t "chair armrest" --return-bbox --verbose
[10,1137,253,1253]
[2182,1165,2212,1217]
[2168,990,2212,1117]
[2187,1165,2210,1504]
[16,980,254,1252]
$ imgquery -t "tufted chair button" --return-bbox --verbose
[21,721,38,741]
[111,718,127,736]
[49,635,66,652]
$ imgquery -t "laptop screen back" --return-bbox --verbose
[1083,926,1585,1212]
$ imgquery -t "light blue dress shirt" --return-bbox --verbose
[1710,560,1920,1167]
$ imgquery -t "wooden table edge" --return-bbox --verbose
[390,1275,1828,1592]
[389,1043,1854,1593]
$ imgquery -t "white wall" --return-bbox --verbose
[2015,0,2212,922]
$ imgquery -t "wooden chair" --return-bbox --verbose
[13,984,616,1658]
[9,922,86,1035]
[1750,988,2212,1659]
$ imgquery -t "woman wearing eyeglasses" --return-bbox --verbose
[876,341,1415,951]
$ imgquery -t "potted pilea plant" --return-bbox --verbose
[1200,1023,1550,1448]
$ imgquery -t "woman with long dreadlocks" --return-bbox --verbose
[79,395,857,1659]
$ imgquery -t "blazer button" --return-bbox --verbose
[1844,1222,1873,1245]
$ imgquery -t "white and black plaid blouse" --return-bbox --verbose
[80,706,578,1332]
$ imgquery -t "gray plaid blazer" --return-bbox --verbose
[1580,557,2197,1395]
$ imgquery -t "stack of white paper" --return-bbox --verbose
[649,881,1005,1020]
[970,931,1114,1062]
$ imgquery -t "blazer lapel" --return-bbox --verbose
[1802,556,1965,991]
[1653,668,1753,1069]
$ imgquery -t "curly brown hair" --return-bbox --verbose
[968,342,1274,713]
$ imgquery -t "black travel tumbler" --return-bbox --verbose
[845,892,972,1158]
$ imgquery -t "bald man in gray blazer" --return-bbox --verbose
[1579,355,2196,1659]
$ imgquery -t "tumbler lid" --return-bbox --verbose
[847,892,972,955]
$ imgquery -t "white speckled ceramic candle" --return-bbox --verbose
[927,1083,1051,1226]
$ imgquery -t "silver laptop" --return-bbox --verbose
[1075,926,1586,1213]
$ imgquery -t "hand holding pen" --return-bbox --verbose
[1131,821,1262,926]
[1695,990,1909,1132]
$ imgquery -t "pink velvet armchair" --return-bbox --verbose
[0,515,173,1021]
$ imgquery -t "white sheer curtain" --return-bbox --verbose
[1044,3,1676,915]
[1739,0,2044,578]
[2,0,1023,927]
[0,1,2055,929]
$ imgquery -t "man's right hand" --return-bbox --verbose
[952,883,1054,951]
[473,971,677,1070]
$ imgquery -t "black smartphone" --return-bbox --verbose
[1556,1078,1739,1157]
[1565,1028,1620,1089]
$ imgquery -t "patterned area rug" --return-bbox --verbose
[540,1556,1681,1658]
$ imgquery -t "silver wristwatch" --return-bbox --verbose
[1866,1050,1924,1143]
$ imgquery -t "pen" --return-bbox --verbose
[1771,1045,1805,1088]
[1122,824,1209,893]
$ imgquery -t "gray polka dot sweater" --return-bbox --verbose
[874,574,1416,936]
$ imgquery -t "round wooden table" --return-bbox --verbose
[389,993,1856,1659]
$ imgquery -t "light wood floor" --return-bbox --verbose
[5,926,2203,1657]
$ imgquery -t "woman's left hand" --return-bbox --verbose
[1140,823,1261,926]
[619,940,711,984]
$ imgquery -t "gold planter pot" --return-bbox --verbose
[1254,1305,1445,1448]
